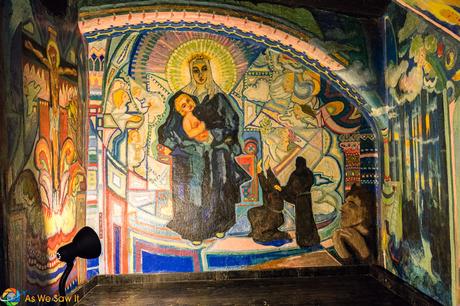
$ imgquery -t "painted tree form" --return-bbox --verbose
[382,7,459,305]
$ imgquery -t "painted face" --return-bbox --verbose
[340,195,367,228]
[49,47,58,67]
[175,94,196,115]
[191,59,209,85]
[128,129,141,144]
[113,89,129,109]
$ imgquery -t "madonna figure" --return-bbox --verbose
[158,54,249,243]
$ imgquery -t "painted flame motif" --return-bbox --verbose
[28,135,85,291]
[34,136,85,236]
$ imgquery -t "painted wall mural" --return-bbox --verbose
[2,1,460,304]
[83,12,379,277]
[383,4,460,305]
[450,81,460,306]
[2,0,87,295]
[395,0,460,41]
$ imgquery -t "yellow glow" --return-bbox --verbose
[453,69,460,81]
[166,39,237,93]
[305,70,321,95]
[425,114,430,135]
[405,0,460,26]
[325,101,344,116]
[405,139,411,150]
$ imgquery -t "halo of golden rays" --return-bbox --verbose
[166,39,237,93]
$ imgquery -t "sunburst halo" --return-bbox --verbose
[166,39,237,93]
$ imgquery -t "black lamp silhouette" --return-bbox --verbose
[57,226,101,297]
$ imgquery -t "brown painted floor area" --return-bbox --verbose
[75,274,408,305]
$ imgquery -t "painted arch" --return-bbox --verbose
[79,6,386,128]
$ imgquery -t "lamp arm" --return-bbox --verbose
[59,260,74,297]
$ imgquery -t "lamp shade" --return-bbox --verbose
[57,226,101,263]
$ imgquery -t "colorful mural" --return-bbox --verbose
[2,1,460,305]
[82,7,380,277]
[2,0,87,296]
[451,86,460,306]
[383,5,460,305]
[396,0,460,41]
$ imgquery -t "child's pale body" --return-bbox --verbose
[174,93,210,143]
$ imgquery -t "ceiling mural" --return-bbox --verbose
[79,7,386,129]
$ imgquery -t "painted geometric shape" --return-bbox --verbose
[142,251,195,273]
[107,154,127,197]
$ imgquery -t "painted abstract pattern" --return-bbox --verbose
[396,0,460,41]
[84,20,379,276]
[383,6,460,305]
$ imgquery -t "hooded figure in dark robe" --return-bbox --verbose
[248,168,291,245]
[281,157,320,247]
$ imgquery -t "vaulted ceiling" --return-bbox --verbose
[75,0,391,18]
[247,0,391,17]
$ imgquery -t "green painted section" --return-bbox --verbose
[223,1,322,38]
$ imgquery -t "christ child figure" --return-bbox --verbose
[174,93,210,143]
